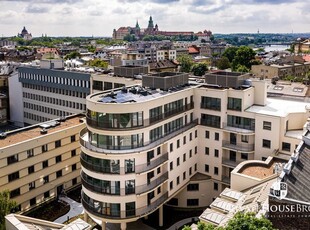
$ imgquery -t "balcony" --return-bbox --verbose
[81,173,121,196]
[86,103,194,131]
[222,158,242,168]
[82,192,168,219]
[222,122,255,134]
[135,152,168,174]
[222,140,254,152]
[221,176,231,185]
[80,154,120,174]
[200,119,221,128]
[136,172,168,195]
[80,119,198,154]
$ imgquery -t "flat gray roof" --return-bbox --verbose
[246,98,308,117]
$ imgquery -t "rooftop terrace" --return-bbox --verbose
[92,83,195,104]
[239,158,286,179]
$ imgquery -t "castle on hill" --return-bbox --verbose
[113,16,212,41]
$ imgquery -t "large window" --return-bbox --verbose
[164,99,183,117]
[227,97,242,111]
[227,115,255,130]
[82,193,120,217]
[81,172,121,195]
[81,152,120,174]
[150,126,162,142]
[201,96,221,111]
[89,132,144,150]
[87,110,143,129]
[125,159,135,173]
[201,114,221,128]
[149,106,162,123]
[164,118,183,134]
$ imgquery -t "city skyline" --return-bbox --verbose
[0,0,309,37]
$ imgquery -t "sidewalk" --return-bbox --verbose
[54,196,84,224]
[166,216,199,230]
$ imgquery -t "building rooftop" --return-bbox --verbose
[239,161,280,179]
[199,179,276,227]
[94,85,191,104]
[0,115,84,148]
[246,98,309,117]
[282,142,310,203]
[5,214,90,230]
[266,80,308,98]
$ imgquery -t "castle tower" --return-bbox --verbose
[147,16,154,29]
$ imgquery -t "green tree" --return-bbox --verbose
[87,45,96,53]
[123,34,137,42]
[231,46,256,71]
[64,51,81,60]
[225,212,274,230]
[191,62,209,76]
[183,225,192,230]
[236,64,249,73]
[222,47,238,63]
[0,190,17,230]
[197,221,216,230]
[216,56,231,70]
[177,54,194,73]
[88,59,108,68]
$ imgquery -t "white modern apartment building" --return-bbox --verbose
[80,71,309,229]
[0,114,85,213]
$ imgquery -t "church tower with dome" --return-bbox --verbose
[18,26,32,41]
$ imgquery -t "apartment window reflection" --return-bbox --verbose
[125,180,135,194]
[125,159,135,173]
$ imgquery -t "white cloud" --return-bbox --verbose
[0,0,308,36]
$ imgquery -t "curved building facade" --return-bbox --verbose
[80,82,198,229]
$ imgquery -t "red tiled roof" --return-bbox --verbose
[303,55,310,62]
[188,46,199,54]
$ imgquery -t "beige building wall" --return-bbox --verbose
[81,76,309,228]
[0,115,85,212]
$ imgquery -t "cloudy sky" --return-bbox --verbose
[0,0,309,37]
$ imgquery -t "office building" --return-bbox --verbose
[9,60,90,126]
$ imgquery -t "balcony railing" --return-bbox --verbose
[81,151,167,175]
[80,153,120,174]
[200,119,221,128]
[82,192,168,219]
[221,176,231,185]
[222,140,254,152]
[81,173,121,196]
[222,158,242,168]
[86,103,194,131]
[80,119,198,154]
[222,122,255,134]
[135,152,169,174]
[136,172,168,195]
